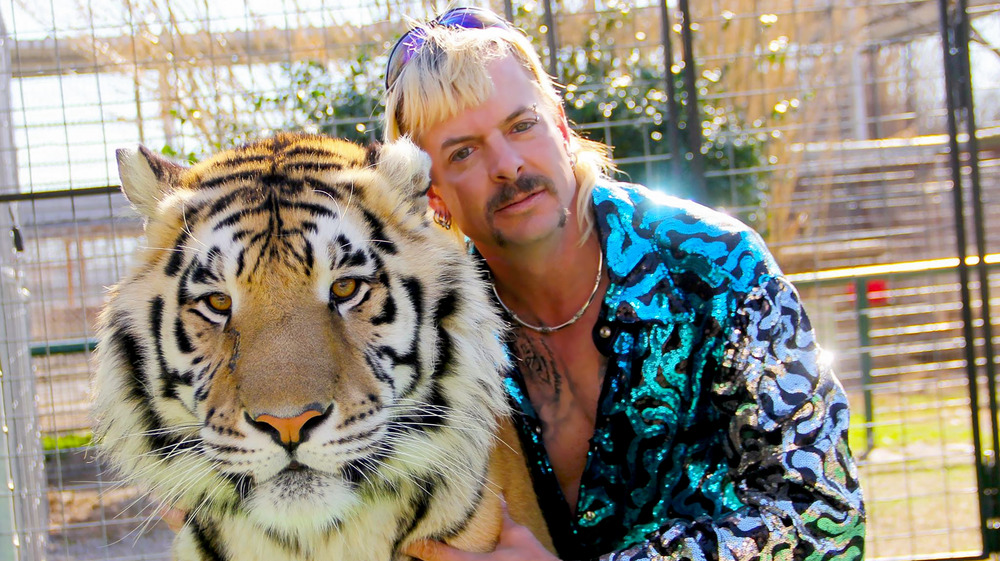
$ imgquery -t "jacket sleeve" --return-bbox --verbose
[601,275,866,561]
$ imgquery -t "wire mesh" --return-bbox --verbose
[0,0,998,559]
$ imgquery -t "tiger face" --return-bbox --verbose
[92,134,511,560]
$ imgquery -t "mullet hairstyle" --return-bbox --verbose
[382,24,614,241]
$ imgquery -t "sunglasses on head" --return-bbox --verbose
[384,6,511,90]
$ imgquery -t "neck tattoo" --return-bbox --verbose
[492,250,604,335]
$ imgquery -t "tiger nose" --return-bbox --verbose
[248,406,329,447]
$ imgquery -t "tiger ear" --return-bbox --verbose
[373,137,432,214]
[115,145,187,219]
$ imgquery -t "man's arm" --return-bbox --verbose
[603,275,865,561]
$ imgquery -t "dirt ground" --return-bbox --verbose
[46,486,174,561]
[44,451,980,561]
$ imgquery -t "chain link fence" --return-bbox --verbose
[1,0,999,559]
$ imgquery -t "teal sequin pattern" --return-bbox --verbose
[503,182,865,561]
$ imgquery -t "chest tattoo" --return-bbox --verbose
[512,333,563,401]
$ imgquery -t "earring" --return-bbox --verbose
[568,151,578,168]
[433,210,452,230]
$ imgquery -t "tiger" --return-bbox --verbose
[91,133,551,561]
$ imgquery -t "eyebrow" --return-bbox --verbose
[438,105,537,151]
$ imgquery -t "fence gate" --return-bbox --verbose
[1,0,999,559]
[937,0,1000,556]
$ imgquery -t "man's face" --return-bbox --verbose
[418,54,577,251]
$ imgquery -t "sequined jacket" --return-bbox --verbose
[500,182,866,561]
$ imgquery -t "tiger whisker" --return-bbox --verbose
[380,428,487,480]
[181,221,209,251]
[382,425,484,461]
[97,424,202,446]
[382,444,480,490]
[386,420,487,438]
[388,399,495,422]
[383,411,510,454]
[399,412,490,428]
[387,399,507,432]
[111,454,213,544]
[377,431,501,501]
[127,437,207,466]
[146,458,227,535]
[184,475,230,530]
[369,459,434,496]
[350,456,381,491]
[133,453,210,506]
[385,405,492,427]
[94,438,207,495]
[137,244,187,253]
[122,445,211,494]
[387,416,502,444]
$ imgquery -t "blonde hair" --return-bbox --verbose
[383,23,613,240]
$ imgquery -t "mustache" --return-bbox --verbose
[485,175,555,214]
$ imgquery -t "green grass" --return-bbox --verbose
[847,390,976,454]
[845,388,988,558]
[42,432,93,452]
[861,462,980,559]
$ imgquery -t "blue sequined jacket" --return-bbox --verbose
[501,182,865,561]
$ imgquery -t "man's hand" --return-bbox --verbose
[404,501,560,561]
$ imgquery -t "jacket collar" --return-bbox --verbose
[592,182,694,326]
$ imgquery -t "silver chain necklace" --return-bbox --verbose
[491,250,604,334]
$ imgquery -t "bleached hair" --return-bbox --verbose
[382,24,614,241]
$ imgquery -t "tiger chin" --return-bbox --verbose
[91,133,551,561]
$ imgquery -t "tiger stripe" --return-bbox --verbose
[93,133,534,561]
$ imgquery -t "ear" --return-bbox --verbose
[554,103,572,144]
[375,137,433,213]
[115,145,186,219]
[426,185,449,217]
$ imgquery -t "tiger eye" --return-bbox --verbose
[206,293,232,313]
[331,279,358,300]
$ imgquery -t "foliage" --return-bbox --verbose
[162,49,384,159]
[560,54,769,225]
[240,55,383,146]
[516,6,770,227]
[42,432,93,451]
[160,140,200,166]
[188,10,771,228]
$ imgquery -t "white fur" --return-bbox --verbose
[93,137,509,561]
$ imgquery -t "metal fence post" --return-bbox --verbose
[938,0,1000,552]
[951,0,999,478]
[657,0,682,181]
[541,0,559,79]
[853,279,875,455]
[676,0,707,203]
[0,9,49,560]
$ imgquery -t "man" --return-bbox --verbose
[383,7,864,561]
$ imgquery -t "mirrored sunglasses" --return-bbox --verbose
[384,6,511,89]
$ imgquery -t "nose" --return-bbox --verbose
[247,405,330,449]
[487,135,524,183]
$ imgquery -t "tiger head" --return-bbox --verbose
[92,134,509,550]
